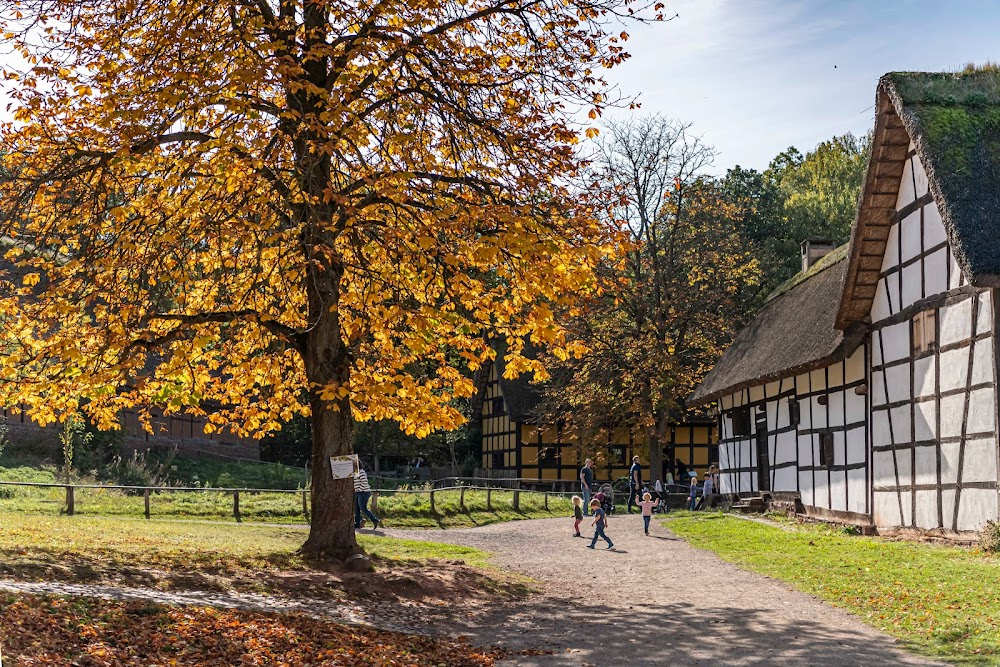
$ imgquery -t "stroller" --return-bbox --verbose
[592,483,615,515]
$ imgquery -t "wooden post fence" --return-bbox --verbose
[460,486,466,511]
[65,485,74,516]
[486,486,492,511]
[544,492,549,510]
[144,489,151,519]
[233,490,241,522]
[429,488,436,513]
[302,490,310,520]
[513,489,520,511]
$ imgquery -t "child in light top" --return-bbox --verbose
[638,491,657,535]
[572,495,584,537]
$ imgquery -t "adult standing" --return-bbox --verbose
[580,458,595,516]
[627,455,642,513]
[354,463,381,530]
[675,458,688,484]
[697,471,715,510]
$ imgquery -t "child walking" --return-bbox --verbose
[638,491,657,535]
[587,498,614,549]
[572,495,584,537]
[688,473,698,511]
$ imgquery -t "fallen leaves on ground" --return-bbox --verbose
[0,593,504,666]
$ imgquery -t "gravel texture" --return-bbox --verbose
[384,513,942,666]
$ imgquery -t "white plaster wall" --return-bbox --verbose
[872,279,892,323]
[948,253,964,290]
[940,298,973,347]
[900,210,922,265]
[924,248,948,296]
[847,467,867,514]
[874,490,900,527]
[915,490,938,530]
[958,488,997,532]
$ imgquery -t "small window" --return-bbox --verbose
[788,400,800,427]
[492,396,504,415]
[819,432,834,469]
[732,406,751,437]
[491,451,504,469]
[913,309,937,354]
[609,445,626,465]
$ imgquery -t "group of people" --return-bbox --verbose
[574,456,721,548]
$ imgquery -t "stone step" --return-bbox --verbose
[731,497,767,513]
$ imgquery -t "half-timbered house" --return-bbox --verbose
[691,70,1000,536]
[473,351,717,484]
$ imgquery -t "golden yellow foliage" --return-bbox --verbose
[0,0,658,553]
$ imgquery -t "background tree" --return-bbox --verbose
[0,0,659,556]
[720,132,870,302]
[536,117,760,480]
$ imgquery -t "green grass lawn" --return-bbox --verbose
[667,513,1000,664]
[0,511,488,570]
[164,455,309,489]
[373,487,573,528]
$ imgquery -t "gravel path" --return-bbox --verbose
[384,514,941,666]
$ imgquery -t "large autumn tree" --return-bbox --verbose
[0,0,659,556]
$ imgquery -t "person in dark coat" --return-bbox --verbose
[675,458,689,483]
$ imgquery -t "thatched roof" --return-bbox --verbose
[838,70,1000,327]
[689,246,865,406]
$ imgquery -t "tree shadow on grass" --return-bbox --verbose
[0,545,530,603]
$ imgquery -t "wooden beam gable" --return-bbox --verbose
[836,91,912,329]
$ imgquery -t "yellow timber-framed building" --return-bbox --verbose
[472,354,718,484]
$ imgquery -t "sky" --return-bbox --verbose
[605,0,1000,173]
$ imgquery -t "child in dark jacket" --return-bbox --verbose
[572,495,584,537]
[587,499,614,549]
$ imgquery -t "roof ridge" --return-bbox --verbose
[764,243,849,304]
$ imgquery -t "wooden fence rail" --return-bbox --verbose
[0,480,577,522]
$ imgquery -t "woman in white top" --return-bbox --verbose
[354,465,381,529]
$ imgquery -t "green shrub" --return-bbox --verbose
[107,449,175,490]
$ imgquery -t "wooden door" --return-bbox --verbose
[756,424,770,492]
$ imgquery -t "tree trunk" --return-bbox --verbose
[300,259,359,559]
[641,381,663,483]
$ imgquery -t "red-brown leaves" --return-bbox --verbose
[0,594,503,666]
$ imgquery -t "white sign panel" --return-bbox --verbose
[329,454,359,480]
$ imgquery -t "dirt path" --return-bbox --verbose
[382,514,940,666]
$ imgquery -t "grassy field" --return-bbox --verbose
[667,513,1000,664]
[164,455,309,489]
[0,458,573,527]
[0,511,490,569]
[373,487,573,528]
[0,469,573,527]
